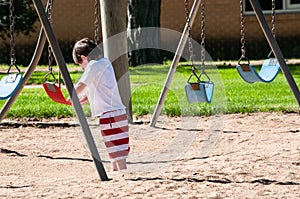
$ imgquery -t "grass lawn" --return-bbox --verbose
[0,62,299,119]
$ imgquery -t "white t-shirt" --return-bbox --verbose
[78,57,125,117]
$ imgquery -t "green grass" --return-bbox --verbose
[0,62,299,119]
[130,63,299,116]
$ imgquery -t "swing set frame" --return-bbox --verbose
[149,0,300,127]
[0,0,108,181]
[0,0,299,182]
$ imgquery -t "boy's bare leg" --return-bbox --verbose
[111,161,118,171]
[116,159,127,170]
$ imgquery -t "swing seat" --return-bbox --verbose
[0,73,23,100]
[185,81,214,103]
[43,82,71,105]
[236,58,280,83]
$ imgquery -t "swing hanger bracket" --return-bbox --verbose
[238,55,250,65]
[7,63,21,75]
[199,70,211,82]
[44,70,57,84]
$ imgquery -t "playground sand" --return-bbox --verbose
[0,112,300,198]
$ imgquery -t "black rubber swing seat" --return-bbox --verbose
[236,58,280,83]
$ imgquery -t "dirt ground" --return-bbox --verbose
[0,112,300,199]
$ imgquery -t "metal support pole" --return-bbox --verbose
[150,0,202,127]
[249,0,300,107]
[32,0,108,181]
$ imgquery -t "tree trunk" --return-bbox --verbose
[127,0,162,66]
[100,0,133,122]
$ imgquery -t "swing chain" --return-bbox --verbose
[185,0,210,83]
[9,0,16,67]
[184,0,199,82]
[44,0,56,84]
[184,0,195,69]
[271,0,276,38]
[268,0,276,58]
[239,0,247,60]
[9,0,15,67]
[47,0,53,22]
[7,0,21,74]
[200,0,205,68]
[94,0,100,44]
[199,0,210,82]
[47,0,54,73]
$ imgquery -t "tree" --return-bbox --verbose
[0,0,38,40]
[127,0,163,66]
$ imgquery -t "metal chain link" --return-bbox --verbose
[239,0,246,59]
[94,0,100,44]
[267,0,276,58]
[9,0,16,67]
[199,0,211,81]
[200,0,205,70]
[271,0,276,38]
[239,0,276,61]
[184,0,195,68]
[47,0,54,73]
[47,0,53,22]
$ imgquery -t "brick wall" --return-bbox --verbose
[12,0,98,45]
[1,0,300,64]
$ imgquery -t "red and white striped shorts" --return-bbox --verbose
[99,109,129,161]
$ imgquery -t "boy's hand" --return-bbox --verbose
[65,97,87,105]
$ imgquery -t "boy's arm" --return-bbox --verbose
[67,82,88,105]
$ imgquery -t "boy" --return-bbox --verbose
[71,38,129,171]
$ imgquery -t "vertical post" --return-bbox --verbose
[249,0,300,107]
[100,0,133,122]
[150,0,201,127]
[32,0,108,181]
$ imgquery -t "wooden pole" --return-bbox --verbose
[99,0,133,122]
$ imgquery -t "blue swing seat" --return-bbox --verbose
[0,73,23,100]
[236,58,280,83]
[185,81,214,103]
